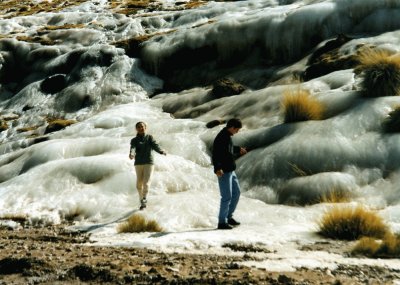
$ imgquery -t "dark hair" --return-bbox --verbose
[136,121,146,128]
[226,118,242,128]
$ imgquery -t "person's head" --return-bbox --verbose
[226,118,242,135]
[136,121,147,134]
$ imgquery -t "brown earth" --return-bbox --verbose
[0,225,400,284]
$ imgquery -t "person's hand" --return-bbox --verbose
[216,169,224,177]
[240,147,247,156]
[129,154,134,160]
[161,151,167,156]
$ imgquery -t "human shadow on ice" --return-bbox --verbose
[76,209,140,232]
[149,228,231,238]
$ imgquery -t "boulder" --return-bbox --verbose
[303,34,359,80]
[206,119,225,128]
[211,78,246,98]
[40,74,67,94]
[45,118,77,134]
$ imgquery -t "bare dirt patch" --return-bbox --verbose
[0,224,399,284]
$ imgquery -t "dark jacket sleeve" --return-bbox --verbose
[130,138,136,154]
[233,146,241,157]
[212,132,228,173]
[149,135,164,154]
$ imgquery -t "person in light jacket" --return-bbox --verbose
[212,118,247,230]
[129,121,166,210]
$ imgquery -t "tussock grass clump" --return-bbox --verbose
[282,89,324,123]
[15,35,55,46]
[43,24,85,31]
[356,48,400,97]
[352,233,400,258]
[0,214,28,223]
[382,106,400,133]
[0,0,87,19]
[320,188,352,203]
[318,206,389,240]
[63,207,87,222]
[118,214,162,233]
[44,118,77,134]
[352,236,382,256]
[0,120,8,132]
[17,125,40,133]
[184,0,206,9]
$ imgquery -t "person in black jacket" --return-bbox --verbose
[212,118,247,230]
[129,121,166,210]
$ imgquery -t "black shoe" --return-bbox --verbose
[139,198,147,210]
[217,223,233,230]
[228,218,240,226]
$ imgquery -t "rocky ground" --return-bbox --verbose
[0,225,399,284]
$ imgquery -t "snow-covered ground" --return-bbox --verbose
[1,0,400,275]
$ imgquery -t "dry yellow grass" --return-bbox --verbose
[352,233,400,258]
[0,120,8,132]
[42,24,86,31]
[320,188,351,203]
[63,206,87,222]
[110,0,155,15]
[118,214,162,233]
[356,47,394,67]
[318,206,389,240]
[16,125,40,133]
[352,236,382,256]
[281,89,324,123]
[15,35,56,45]
[184,0,206,9]
[356,47,400,97]
[0,213,28,223]
[0,0,87,19]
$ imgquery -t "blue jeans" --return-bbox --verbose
[218,171,241,224]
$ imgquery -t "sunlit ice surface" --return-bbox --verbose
[1,0,400,273]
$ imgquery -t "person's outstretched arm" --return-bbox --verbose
[129,138,136,159]
[149,135,166,155]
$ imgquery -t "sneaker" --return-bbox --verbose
[228,218,240,226]
[217,223,233,230]
[139,199,147,210]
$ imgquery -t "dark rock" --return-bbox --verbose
[211,78,246,98]
[225,262,242,270]
[32,136,50,145]
[148,267,158,274]
[40,74,67,94]
[0,257,46,275]
[22,105,33,111]
[303,34,359,80]
[44,119,76,134]
[69,264,113,282]
[206,119,225,128]
[308,34,352,65]
[278,274,294,284]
